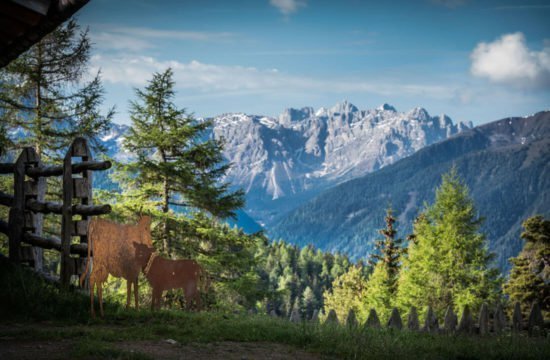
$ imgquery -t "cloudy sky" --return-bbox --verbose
[78,0,550,125]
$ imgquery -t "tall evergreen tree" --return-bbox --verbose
[363,207,404,320]
[504,215,549,316]
[396,167,501,319]
[0,19,113,159]
[119,68,244,254]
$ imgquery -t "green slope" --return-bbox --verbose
[270,112,550,271]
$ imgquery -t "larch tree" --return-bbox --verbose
[0,19,112,271]
[119,68,244,256]
[363,207,404,321]
[323,265,369,324]
[0,19,113,160]
[504,215,549,316]
[396,167,501,319]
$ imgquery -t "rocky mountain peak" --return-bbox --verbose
[330,100,359,114]
[407,107,430,121]
[377,103,397,112]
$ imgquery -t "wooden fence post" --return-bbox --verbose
[60,138,94,288]
[346,309,358,328]
[512,302,522,332]
[325,309,339,325]
[423,306,439,333]
[364,308,381,329]
[458,305,473,334]
[9,148,40,264]
[444,306,457,333]
[492,304,507,334]
[407,306,420,331]
[527,302,544,336]
[478,303,489,335]
[387,308,403,330]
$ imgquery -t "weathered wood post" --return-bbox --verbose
[478,303,489,335]
[325,309,339,325]
[364,308,381,329]
[387,308,403,330]
[423,306,439,333]
[492,304,507,334]
[512,302,523,332]
[346,309,358,328]
[458,305,473,334]
[407,306,420,331]
[443,306,457,334]
[527,302,544,336]
[61,137,94,288]
[9,147,41,266]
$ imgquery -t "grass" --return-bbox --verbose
[1,257,549,359]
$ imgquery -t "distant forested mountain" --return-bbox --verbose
[269,111,550,271]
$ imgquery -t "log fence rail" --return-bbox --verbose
[0,137,111,287]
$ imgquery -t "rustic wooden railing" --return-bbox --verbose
[284,301,547,337]
[0,137,111,288]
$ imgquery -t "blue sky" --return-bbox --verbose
[78,0,550,125]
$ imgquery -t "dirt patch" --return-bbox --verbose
[0,339,72,360]
[0,338,322,360]
[117,340,322,360]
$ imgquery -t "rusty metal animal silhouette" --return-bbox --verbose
[80,216,153,317]
[133,242,207,311]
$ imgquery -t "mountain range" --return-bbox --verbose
[210,102,471,226]
[96,101,471,229]
[269,111,550,270]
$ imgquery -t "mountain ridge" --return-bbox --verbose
[210,101,471,225]
[268,111,550,270]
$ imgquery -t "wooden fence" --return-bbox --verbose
[286,302,547,336]
[0,137,111,287]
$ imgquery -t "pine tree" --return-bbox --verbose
[0,19,113,159]
[118,68,244,255]
[396,167,501,319]
[363,208,404,320]
[504,215,549,316]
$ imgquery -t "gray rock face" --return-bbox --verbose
[210,102,470,225]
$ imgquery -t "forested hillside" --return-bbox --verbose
[270,112,550,270]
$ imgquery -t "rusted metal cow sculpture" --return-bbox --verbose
[80,216,153,317]
[133,242,207,311]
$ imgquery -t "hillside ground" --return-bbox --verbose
[1,257,549,360]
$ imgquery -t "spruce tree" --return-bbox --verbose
[119,68,244,254]
[363,208,404,320]
[504,215,549,316]
[396,167,501,319]
[0,19,113,159]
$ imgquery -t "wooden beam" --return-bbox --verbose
[0,0,89,68]
[22,232,89,256]
[0,1,44,24]
[26,199,111,215]
[25,160,111,177]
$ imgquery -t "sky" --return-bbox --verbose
[77,0,550,126]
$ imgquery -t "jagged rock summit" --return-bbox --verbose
[210,101,471,225]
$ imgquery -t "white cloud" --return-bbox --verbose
[269,0,306,15]
[91,55,453,100]
[470,32,550,89]
[89,25,236,51]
